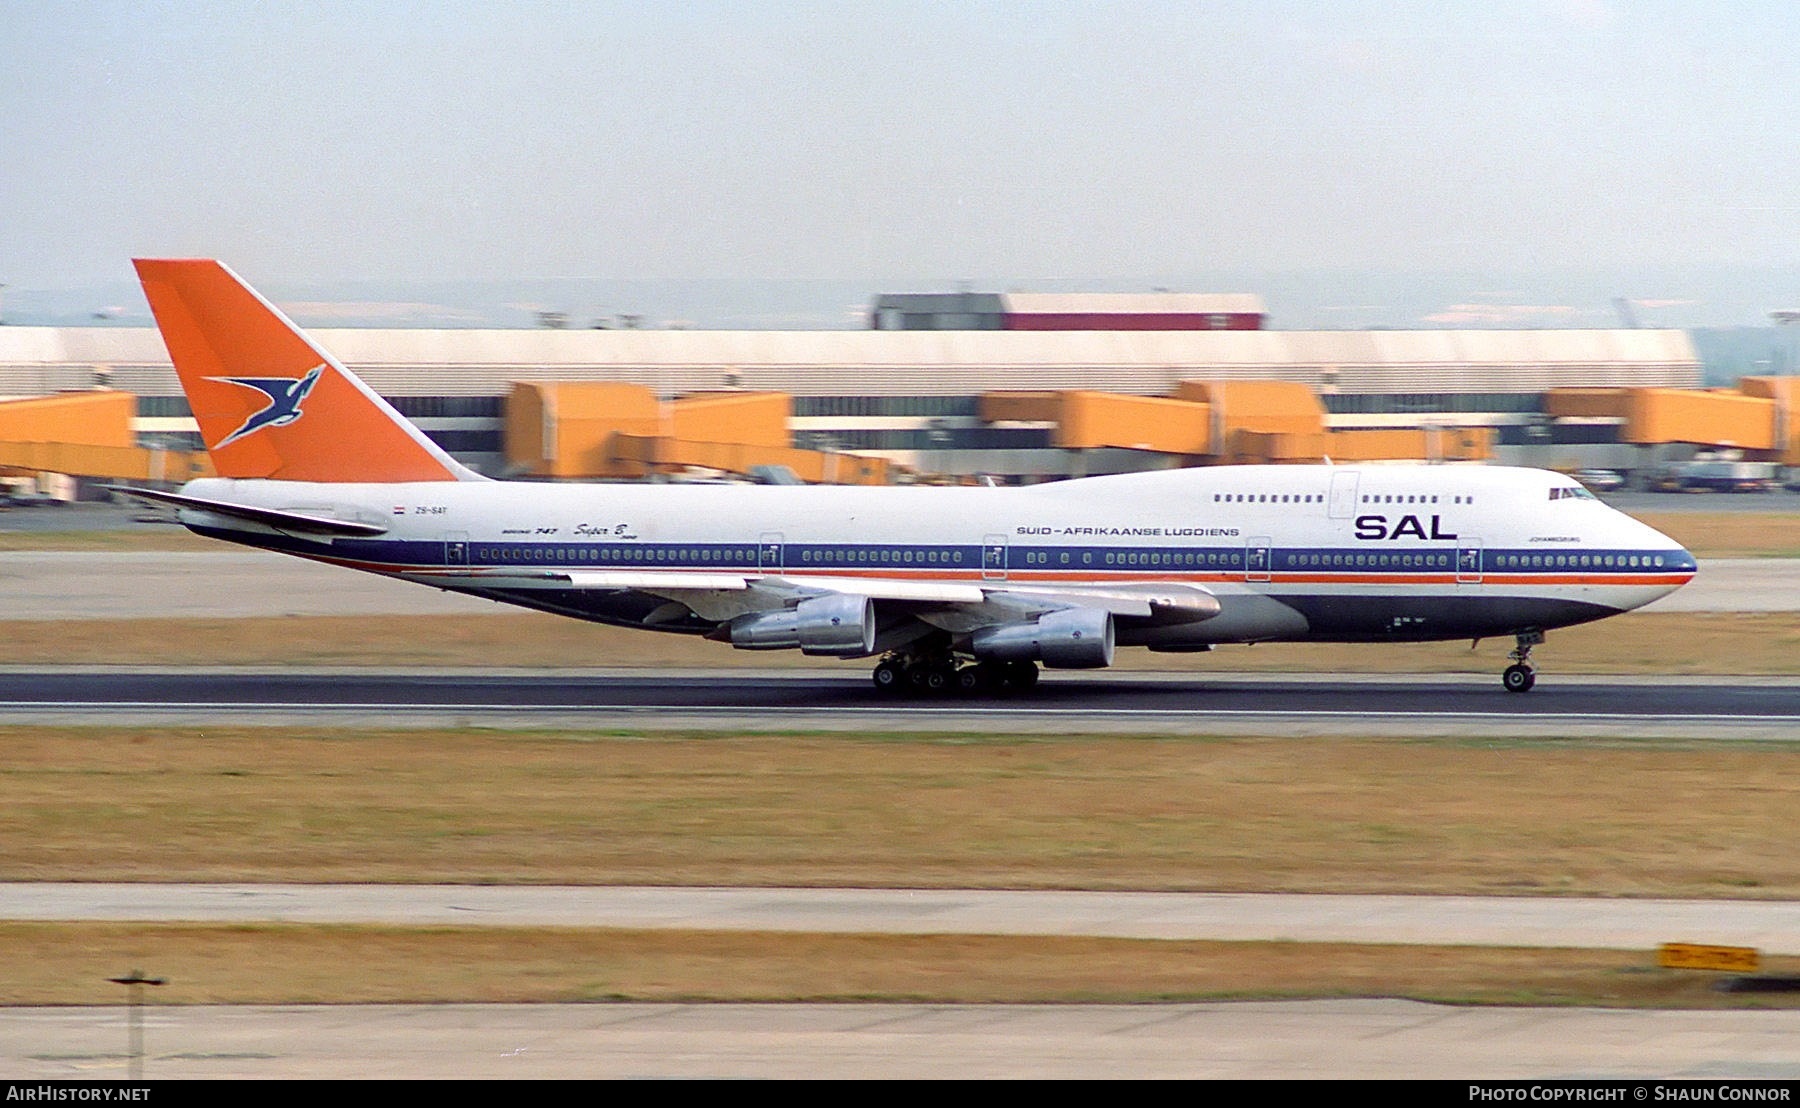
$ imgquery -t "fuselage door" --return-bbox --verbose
[1456,540,1483,584]
[1328,471,1360,519]
[445,531,469,567]
[1246,536,1273,583]
[759,531,784,573]
[982,533,1008,581]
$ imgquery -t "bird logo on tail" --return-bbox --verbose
[210,363,325,448]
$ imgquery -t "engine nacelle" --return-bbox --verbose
[969,608,1115,669]
[725,593,876,656]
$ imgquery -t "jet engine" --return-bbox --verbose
[969,607,1115,669]
[724,593,876,656]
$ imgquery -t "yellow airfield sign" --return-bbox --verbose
[1658,943,1761,972]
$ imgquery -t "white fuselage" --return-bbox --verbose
[175,463,1695,650]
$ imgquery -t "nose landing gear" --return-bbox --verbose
[1502,629,1544,693]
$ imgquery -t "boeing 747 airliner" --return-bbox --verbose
[122,259,1696,695]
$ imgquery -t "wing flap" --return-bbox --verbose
[984,582,1222,623]
[407,569,751,591]
[772,575,988,605]
[563,570,751,591]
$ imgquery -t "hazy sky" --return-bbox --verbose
[4,1,1799,327]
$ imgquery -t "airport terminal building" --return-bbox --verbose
[0,289,1740,490]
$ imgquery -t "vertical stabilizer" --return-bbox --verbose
[133,258,484,482]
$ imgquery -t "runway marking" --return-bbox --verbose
[6,701,1800,725]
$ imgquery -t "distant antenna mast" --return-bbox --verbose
[1774,311,1800,379]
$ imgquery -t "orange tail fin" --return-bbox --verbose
[133,259,484,483]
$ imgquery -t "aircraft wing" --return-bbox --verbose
[405,567,1218,628]
[779,575,1219,625]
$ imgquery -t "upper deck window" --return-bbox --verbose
[1549,486,1596,501]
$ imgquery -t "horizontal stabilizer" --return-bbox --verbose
[108,486,389,537]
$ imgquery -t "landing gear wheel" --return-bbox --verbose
[872,659,906,695]
[955,665,991,695]
[1502,629,1544,693]
[871,635,959,700]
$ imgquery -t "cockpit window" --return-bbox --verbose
[1548,486,1596,501]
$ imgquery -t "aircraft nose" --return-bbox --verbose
[1669,545,1698,582]
[1634,516,1697,596]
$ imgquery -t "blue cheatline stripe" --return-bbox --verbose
[214,528,1694,580]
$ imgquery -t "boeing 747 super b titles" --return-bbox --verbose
[121,259,1697,696]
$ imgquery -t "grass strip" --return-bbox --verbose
[4,729,1798,898]
[5,923,1796,1009]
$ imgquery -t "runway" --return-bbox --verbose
[3,666,1797,737]
[8,999,1800,1079]
[10,883,1800,953]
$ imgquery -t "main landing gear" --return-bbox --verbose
[1502,629,1545,693]
[871,650,1040,697]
